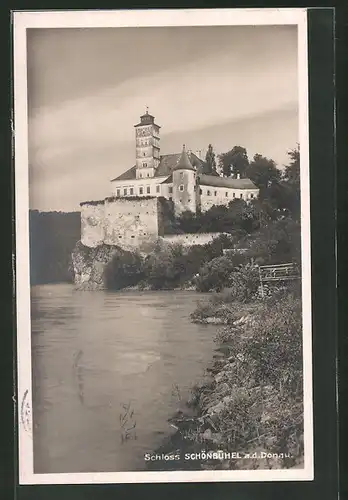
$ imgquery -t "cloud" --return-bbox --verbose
[29,47,297,168]
[27,25,298,210]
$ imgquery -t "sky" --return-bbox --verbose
[27,25,299,211]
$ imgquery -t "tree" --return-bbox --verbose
[205,144,217,175]
[218,146,249,178]
[283,145,300,187]
[280,145,301,220]
[246,154,281,194]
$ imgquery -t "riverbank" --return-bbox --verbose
[147,285,304,471]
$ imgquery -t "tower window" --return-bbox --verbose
[139,173,143,178]
[147,186,151,194]
[180,172,184,179]
[179,185,184,192]
[214,191,217,196]
[207,190,211,196]
[147,173,150,177]
[233,192,235,198]
[124,188,127,196]
[225,192,228,197]
[169,187,173,194]
[130,188,134,195]
[143,153,146,156]
[156,185,160,193]
[143,162,147,167]
[139,187,143,195]
[250,193,254,198]
[240,193,243,199]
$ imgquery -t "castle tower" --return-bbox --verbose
[134,108,161,179]
[172,145,197,216]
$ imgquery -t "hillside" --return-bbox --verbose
[29,210,80,285]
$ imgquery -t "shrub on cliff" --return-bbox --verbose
[194,257,259,297]
[241,217,301,266]
[142,240,223,290]
[194,256,235,292]
[104,250,144,290]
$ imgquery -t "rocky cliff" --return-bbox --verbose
[71,241,126,290]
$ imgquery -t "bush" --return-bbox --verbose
[227,293,303,395]
[142,240,223,290]
[104,250,144,290]
[194,257,260,298]
[194,255,236,292]
[241,217,301,266]
[188,290,304,467]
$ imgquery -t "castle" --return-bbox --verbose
[80,111,259,251]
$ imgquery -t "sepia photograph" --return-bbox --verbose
[14,8,313,484]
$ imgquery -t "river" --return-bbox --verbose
[30,284,218,474]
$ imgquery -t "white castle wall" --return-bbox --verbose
[80,201,105,248]
[81,197,164,251]
[104,197,162,250]
[162,232,222,247]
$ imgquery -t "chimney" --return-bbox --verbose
[194,150,201,160]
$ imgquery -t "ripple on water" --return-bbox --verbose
[31,284,218,474]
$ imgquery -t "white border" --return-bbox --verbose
[14,8,313,485]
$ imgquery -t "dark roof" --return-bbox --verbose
[111,152,205,182]
[161,174,173,184]
[111,165,137,182]
[134,112,161,128]
[199,175,258,190]
[172,147,195,172]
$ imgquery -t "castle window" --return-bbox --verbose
[118,236,122,239]
[240,193,243,199]
[116,189,120,197]
[139,187,143,195]
[169,187,173,194]
[226,192,228,197]
[233,192,235,198]
[179,185,184,192]
[250,193,254,198]
[214,191,217,196]
[180,172,184,179]
[207,190,211,196]
[124,188,127,196]
[139,173,143,178]
[147,173,150,177]
[156,185,160,193]
[131,235,135,238]
[130,188,134,195]
[143,152,146,156]
[143,162,147,167]
[147,186,150,194]
[199,189,202,195]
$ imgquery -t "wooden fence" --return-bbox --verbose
[258,262,301,297]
